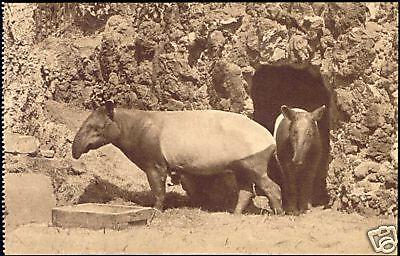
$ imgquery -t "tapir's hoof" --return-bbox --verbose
[153,208,163,215]
[285,209,300,216]
[273,208,284,216]
[154,204,164,213]
[299,208,311,215]
[233,209,243,215]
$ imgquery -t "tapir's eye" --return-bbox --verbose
[88,124,101,132]
[94,125,104,132]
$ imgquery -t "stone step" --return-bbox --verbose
[52,203,156,230]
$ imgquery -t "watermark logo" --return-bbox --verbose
[368,225,398,254]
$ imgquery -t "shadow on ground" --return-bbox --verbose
[77,176,265,214]
[77,177,190,209]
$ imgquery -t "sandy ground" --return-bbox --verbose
[4,207,397,255]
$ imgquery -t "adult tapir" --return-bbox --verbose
[72,101,283,215]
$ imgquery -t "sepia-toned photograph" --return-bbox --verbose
[2,2,398,254]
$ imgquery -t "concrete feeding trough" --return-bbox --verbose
[52,203,156,230]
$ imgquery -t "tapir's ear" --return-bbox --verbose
[312,105,326,121]
[281,105,296,121]
[105,100,115,120]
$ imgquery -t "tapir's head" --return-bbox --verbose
[281,105,326,166]
[72,100,120,159]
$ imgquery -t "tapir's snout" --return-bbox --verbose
[292,158,303,166]
[72,148,81,159]
[72,132,86,159]
[72,141,83,159]
[71,127,107,159]
[292,153,304,166]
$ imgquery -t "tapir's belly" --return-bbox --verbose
[158,111,274,175]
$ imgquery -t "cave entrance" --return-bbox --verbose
[251,64,332,205]
[251,64,332,132]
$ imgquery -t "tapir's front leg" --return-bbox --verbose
[145,165,167,211]
[284,168,299,215]
[298,167,317,214]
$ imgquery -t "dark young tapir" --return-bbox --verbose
[273,105,326,215]
[72,100,283,215]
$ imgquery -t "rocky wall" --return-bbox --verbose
[3,3,398,215]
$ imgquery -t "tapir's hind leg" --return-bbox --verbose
[254,173,283,215]
[230,145,283,215]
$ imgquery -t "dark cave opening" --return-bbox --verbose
[251,64,333,205]
[251,65,332,133]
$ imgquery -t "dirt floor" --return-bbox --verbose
[4,208,397,254]
[4,101,398,255]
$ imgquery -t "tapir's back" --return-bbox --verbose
[157,110,275,174]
